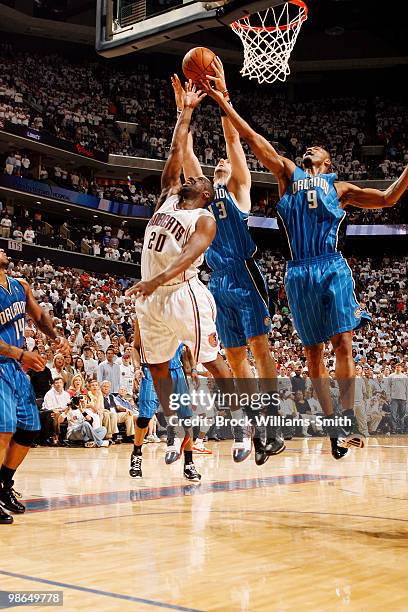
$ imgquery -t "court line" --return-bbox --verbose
[0,570,204,612]
[64,507,408,526]
[23,474,343,514]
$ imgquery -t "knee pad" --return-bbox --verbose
[136,416,151,430]
[13,428,40,447]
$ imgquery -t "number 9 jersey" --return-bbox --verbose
[141,194,213,283]
[276,166,346,261]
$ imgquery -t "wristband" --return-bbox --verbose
[177,108,182,117]
[18,349,25,363]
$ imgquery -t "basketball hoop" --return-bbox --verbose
[230,0,308,84]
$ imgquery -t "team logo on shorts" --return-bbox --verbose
[354,307,363,319]
[264,316,272,327]
[209,332,218,347]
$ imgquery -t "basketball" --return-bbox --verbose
[182,46,217,84]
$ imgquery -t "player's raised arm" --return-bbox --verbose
[336,164,408,209]
[157,82,206,211]
[171,74,203,179]
[126,214,216,298]
[207,57,251,211]
[201,74,294,188]
[19,278,70,355]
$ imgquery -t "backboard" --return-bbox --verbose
[96,0,286,57]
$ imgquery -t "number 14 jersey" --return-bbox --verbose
[0,277,26,360]
[141,194,213,284]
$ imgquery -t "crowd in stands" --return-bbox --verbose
[1,42,407,183]
[5,249,406,446]
[0,199,144,262]
[3,149,406,226]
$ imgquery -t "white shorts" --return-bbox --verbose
[136,276,219,365]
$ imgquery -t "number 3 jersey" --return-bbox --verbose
[276,166,346,261]
[141,194,213,284]
[205,184,256,272]
[0,277,26,359]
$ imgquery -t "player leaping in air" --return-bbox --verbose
[172,62,285,466]
[126,82,247,473]
[201,65,408,459]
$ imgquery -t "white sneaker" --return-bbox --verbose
[193,439,212,454]
[151,434,161,443]
[165,433,190,464]
[232,437,252,463]
[146,435,155,443]
[100,440,110,447]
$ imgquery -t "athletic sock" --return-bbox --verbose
[0,465,15,485]
[133,445,142,456]
[184,450,193,465]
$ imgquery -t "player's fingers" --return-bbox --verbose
[197,93,207,103]
[205,74,217,81]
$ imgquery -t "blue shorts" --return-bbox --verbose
[0,360,40,433]
[139,365,192,419]
[285,253,371,347]
[208,259,271,349]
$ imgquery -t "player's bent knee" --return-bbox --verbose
[12,428,40,447]
[136,416,151,430]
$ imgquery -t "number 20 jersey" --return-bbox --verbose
[276,166,346,261]
[0,277,26,361]
[141,194,213,283]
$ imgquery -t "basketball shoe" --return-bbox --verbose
[192,439,212,454]
[165,432,191,464]
[129,453,143,478]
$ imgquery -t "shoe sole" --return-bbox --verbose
[192,449,212,454]
[338,436,365,449]
[165,433,191,465]
[129,474,143,478]
[266,443,286,457]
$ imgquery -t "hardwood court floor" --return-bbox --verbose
[1,438,408,611]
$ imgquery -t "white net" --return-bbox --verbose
[230,1,308,84]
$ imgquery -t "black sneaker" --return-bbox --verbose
[254,438,269,466]
[330,438,349,460]
[0,506,13,524]
[129,454,142,478]
[0,481,25,514]
[265,436,286,456]
[183,464,201,482]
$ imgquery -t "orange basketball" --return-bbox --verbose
[182,47,217,84]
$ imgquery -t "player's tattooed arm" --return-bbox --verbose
[18,278,70,355]
[157,82,206,212]
[200,78,294,195]
[337,164,408,209]
[126,215,216,298]
[0,339,25,360]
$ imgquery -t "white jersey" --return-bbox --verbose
[141,194,213,284]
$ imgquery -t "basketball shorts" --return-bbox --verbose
[136,276,219,365]
[285,252,371,347]
[0,360,40,433]
[139,365,192,419]
[208,258,272,348]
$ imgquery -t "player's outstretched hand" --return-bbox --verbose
[205,56,227,93]
[171,73,184,110]
[126,278,160,300]
[199,77,224,104]
[21,351,46,372]
[182,80,206,109]
[55,335,70,356]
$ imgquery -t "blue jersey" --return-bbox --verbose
[276,166,346,261]
[0,277,26,359]
[205,184,256,271]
